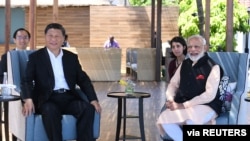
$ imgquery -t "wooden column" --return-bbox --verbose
[29,0,37,49]
[205,0,210,50]
[53,0,58,22]
[226,0,233,52]
[155,0,162,81]
[151,0,155,48]
[5,0,11,52]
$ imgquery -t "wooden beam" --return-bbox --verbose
[205,0,210,50]
[53,0,58,22]
[151,0,155,48]
[5,0,11,52]
[156,0,162,81]
[29,0,36,49]
[196,0,205,36]
[226,0,233,52]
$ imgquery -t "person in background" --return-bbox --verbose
[21,23,101,141]
[168,36,187,79]
[0,28,31,83]
[157,35,223,141]
[103,35,120,48]
[62,34,70,47]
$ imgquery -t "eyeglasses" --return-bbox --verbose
[16,36,29,40]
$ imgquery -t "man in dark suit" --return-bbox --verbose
[21,23,101,141]
[0,28,30,83]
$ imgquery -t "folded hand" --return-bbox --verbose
[91,100,102,113]
[22,98,35,117]
[166,100,184,111]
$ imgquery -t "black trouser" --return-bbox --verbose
[38,91,95,141]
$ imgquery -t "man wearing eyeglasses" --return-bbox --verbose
[0,28,31,83]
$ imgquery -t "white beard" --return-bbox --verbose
[187,52,204,62]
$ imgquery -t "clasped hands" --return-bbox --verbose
[166,100,185,110]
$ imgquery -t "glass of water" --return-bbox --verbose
[1,85,11,99]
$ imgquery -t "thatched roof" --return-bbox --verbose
[0,0,113,7]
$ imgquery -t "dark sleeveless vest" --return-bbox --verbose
[174,53,223,115]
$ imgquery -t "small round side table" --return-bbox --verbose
[107,92,150,141]
[0,95,21,141]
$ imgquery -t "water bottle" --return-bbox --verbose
[1,72,11,98]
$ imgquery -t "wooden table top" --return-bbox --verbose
[107,91,151,98]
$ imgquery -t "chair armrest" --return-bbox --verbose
[9,90,27,141]
[75,87,89,102]
[25,114,36,141]
[75,87,101,138]
[160,104,167,113]
[230,90,245,124]
[93,111,101,138]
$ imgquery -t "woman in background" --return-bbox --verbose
[168,36,187,79]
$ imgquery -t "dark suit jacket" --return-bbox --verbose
[0,49,16,83]
[21,47,98,108]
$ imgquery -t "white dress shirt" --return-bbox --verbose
[47,48,69,90]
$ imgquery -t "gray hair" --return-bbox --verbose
[187,34,206,46]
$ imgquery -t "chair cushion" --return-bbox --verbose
[32,113,100,141]
[33,115,77,141]
[62,115,77,139]
[218,76,237,113]
[218,76,230,113]
[33,115,49,141]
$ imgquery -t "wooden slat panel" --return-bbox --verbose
[64,47,122,81]
[1,6,179,74]
[137,48,156,81]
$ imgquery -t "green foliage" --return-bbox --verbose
[129,0,250,51]
[129,0,179,6]
[179,0,250,52]
[162,0,180,5]
[129,0,150,6]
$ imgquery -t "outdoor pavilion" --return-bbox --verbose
[3,0,234,81]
